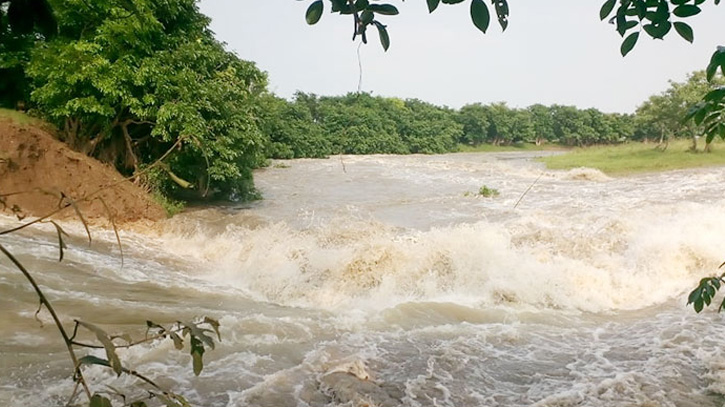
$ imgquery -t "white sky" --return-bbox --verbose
[198,0,725,113]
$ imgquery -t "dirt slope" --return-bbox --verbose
[0,117,165,223]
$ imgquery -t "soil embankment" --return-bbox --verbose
[0,117,165,223]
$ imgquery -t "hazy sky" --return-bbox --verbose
[198,1,725,113]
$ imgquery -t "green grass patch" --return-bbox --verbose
[540,139,725,175]
[151,191,186,217]
[0,108,45,126]
[457,142,563,153]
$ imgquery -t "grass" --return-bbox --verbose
[540,139,725,175]
[457,142,564,153]
[0,108,44,126]
[151,191,186,217]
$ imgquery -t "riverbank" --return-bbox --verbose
[0,110,165,224]
[540,139,725,175]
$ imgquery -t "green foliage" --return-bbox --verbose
[688,273,725,313]
[151,191,185,217]
[598,0,721,56]
[478,185,499,197]
[22,0,268,201]
[302,0,509,51]
[685,48,725,143]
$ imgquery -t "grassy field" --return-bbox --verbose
[540,139,725,175]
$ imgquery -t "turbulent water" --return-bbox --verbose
[3,152,725,406]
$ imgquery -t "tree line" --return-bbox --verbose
[1,0,723,204]
[261,69,724,160]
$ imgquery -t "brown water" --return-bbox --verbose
[3,152,725,406]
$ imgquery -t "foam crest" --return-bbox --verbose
[155,199,725,313]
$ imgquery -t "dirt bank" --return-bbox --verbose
[0,117,166,223]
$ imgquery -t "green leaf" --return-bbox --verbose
[192,348,203,376]
[707,47,725,81]
[129,402,148,407]
[600,0,616,20]
[190,336,205,376]
[620,32,639,56]
[367,4,399,15]
[354,0,369,10]
[492,0,509,31]
[305,0,323,25]
[89,394,113,407]
[695,298,704,313]
[78,355,111,367]
[361,10,374,25]
[470,0,490,34]
[427,0,441,12]
[673,21,693,43]
[642,21,671,39]
[373,21,390,51]
[673,4,701,17]
[77,321,123,376]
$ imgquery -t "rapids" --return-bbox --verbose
[3,152,725,406]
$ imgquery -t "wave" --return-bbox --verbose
[153,199,725,313]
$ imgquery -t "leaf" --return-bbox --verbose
[78,355,111,367]
[305,0,323,25]
[470,0,490,34]
[600,0,616,20]
[203,316,221,341]
[129,402,148,407]
[373,21,390,51]
[170,332,184,350]
[89,394,113,407]
[354,0,369,10]
[673,4,701,17]
[77,321,123,376]
[620,32,639,56]
[427,0,441,13]
[673,21,693,43]
[492,0,509,31]
[642,21,671,39]
[190,336,204,376]
[707,46,725,81]
[367,4,399,15]
[360,10,374,25]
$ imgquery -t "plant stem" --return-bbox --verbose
[0,243,92,400]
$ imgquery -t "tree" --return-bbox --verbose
[458,103,491,146]
[636,71,725,150]
[526,104,553,145]
[25,0,268,200]
[260,94,331,159]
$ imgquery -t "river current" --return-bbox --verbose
[3,152,725,406]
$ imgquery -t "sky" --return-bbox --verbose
[198,0,725,113]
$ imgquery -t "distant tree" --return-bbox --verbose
[260,94,331,159]
[398,99,462,153]
[458,103,491,146]
[527,104,555,145]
